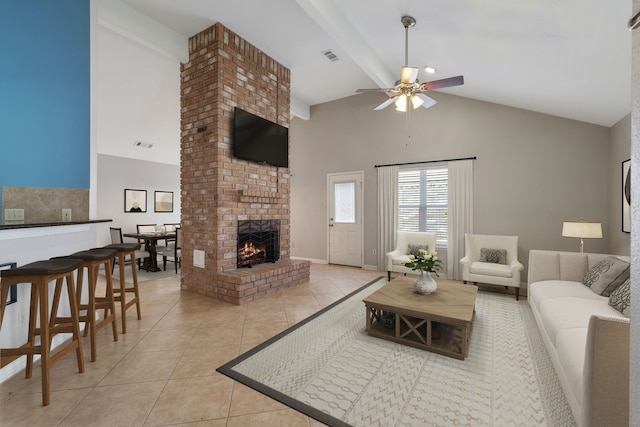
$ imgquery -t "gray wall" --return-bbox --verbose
[609,114,632,256]
[290,91,621,277]
[96,154,180,246]
[630,0,639,422]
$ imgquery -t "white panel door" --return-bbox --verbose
[328,171,363,267]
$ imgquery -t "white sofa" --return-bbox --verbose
[386,231,437,281]
[528,250,629,427]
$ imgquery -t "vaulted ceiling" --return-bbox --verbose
[120,0,632,127]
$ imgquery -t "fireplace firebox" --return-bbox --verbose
[237,220,280,268]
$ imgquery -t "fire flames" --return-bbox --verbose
[238,241,266,266]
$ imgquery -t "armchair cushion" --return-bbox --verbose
[408,244,429,257]
[469,262,512,278]
[480,248,507,264]
[392,255,412,266]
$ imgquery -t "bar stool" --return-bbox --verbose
[103,243,142,334]
[66,248,119,362]
[0,258,85,406]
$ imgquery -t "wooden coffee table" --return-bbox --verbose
[363,277,478,359]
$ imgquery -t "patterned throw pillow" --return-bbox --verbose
[407,244,429,256]
[479,248,507,264]
[609,278,630,317]
[583,257,630,296]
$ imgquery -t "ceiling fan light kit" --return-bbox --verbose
[356,15,464,112]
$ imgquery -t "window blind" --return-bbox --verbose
[398,166,448,246]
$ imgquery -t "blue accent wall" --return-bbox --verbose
[0,1,90,193]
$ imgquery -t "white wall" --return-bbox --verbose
[95,2,183,245]
[0,225,100,382]
[290,91,619,277]
[96,0,184,166]
[96,154,180,246]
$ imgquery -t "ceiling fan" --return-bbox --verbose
[356,15,464,112]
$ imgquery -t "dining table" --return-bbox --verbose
[123,231,176,272]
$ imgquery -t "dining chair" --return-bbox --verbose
[136,223,157,234]
[136,223,158,248]
[157,227,181,273]
[110,227,150,270]
[163,223,180,245]
[163,223,181,233]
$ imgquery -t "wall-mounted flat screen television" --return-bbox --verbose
[233,107,289,168]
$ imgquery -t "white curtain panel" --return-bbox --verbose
[447,159,474,280]
[377,165,398,270]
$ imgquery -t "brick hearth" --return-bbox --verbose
[179,23,310,304]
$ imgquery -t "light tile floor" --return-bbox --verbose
[0,263,383,426]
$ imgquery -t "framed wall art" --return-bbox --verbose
[622,159,631,233]
[154,191,174,213]
[125,189,147,213]
[1,262,17,305]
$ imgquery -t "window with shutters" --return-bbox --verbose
[398,166,448,247]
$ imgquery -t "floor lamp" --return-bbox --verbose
[562,220,603,253]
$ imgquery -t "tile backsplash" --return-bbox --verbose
[2,186,89,224]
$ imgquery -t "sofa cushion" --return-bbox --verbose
[609,278,631,317]
[555,327,588,406]
[528,280,605,313]
[469,261,511,278]
[407,244,428,257]
[480,248,507,264]
[539,296,623,344]
[583,257,630,296]
[392,254,412,266]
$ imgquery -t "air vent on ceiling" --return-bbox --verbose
[134,141,153,149]
[322,49,339,62]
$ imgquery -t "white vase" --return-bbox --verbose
[414,271,437,294]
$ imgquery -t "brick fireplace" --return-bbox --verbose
[179,23,310,304]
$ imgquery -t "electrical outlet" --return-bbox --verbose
[4,208,24,221]
[372,249,377,256]
[62,208,72,222]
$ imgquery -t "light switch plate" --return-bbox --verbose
[194,249,205,268]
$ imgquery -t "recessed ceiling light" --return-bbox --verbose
[424,66,437,74]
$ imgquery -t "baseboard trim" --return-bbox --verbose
[291,257,328,264]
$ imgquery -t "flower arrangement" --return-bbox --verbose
[405,249,443,276]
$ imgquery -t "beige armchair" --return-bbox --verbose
[386,231,438,281]
[459,234,524,299]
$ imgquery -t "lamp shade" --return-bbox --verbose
[410,94,424,109]
[562,221,603,239]
[394,94,408,112]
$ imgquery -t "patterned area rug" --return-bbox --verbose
[218,277,575,427]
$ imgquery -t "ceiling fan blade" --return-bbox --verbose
[356,88,394,93]
[420,75,464,91]
[374,97,397,111]
[416,93,437,109]
[401,67,419,84]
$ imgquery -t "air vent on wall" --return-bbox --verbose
[322,49,339,62]
[134,141,153,149]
